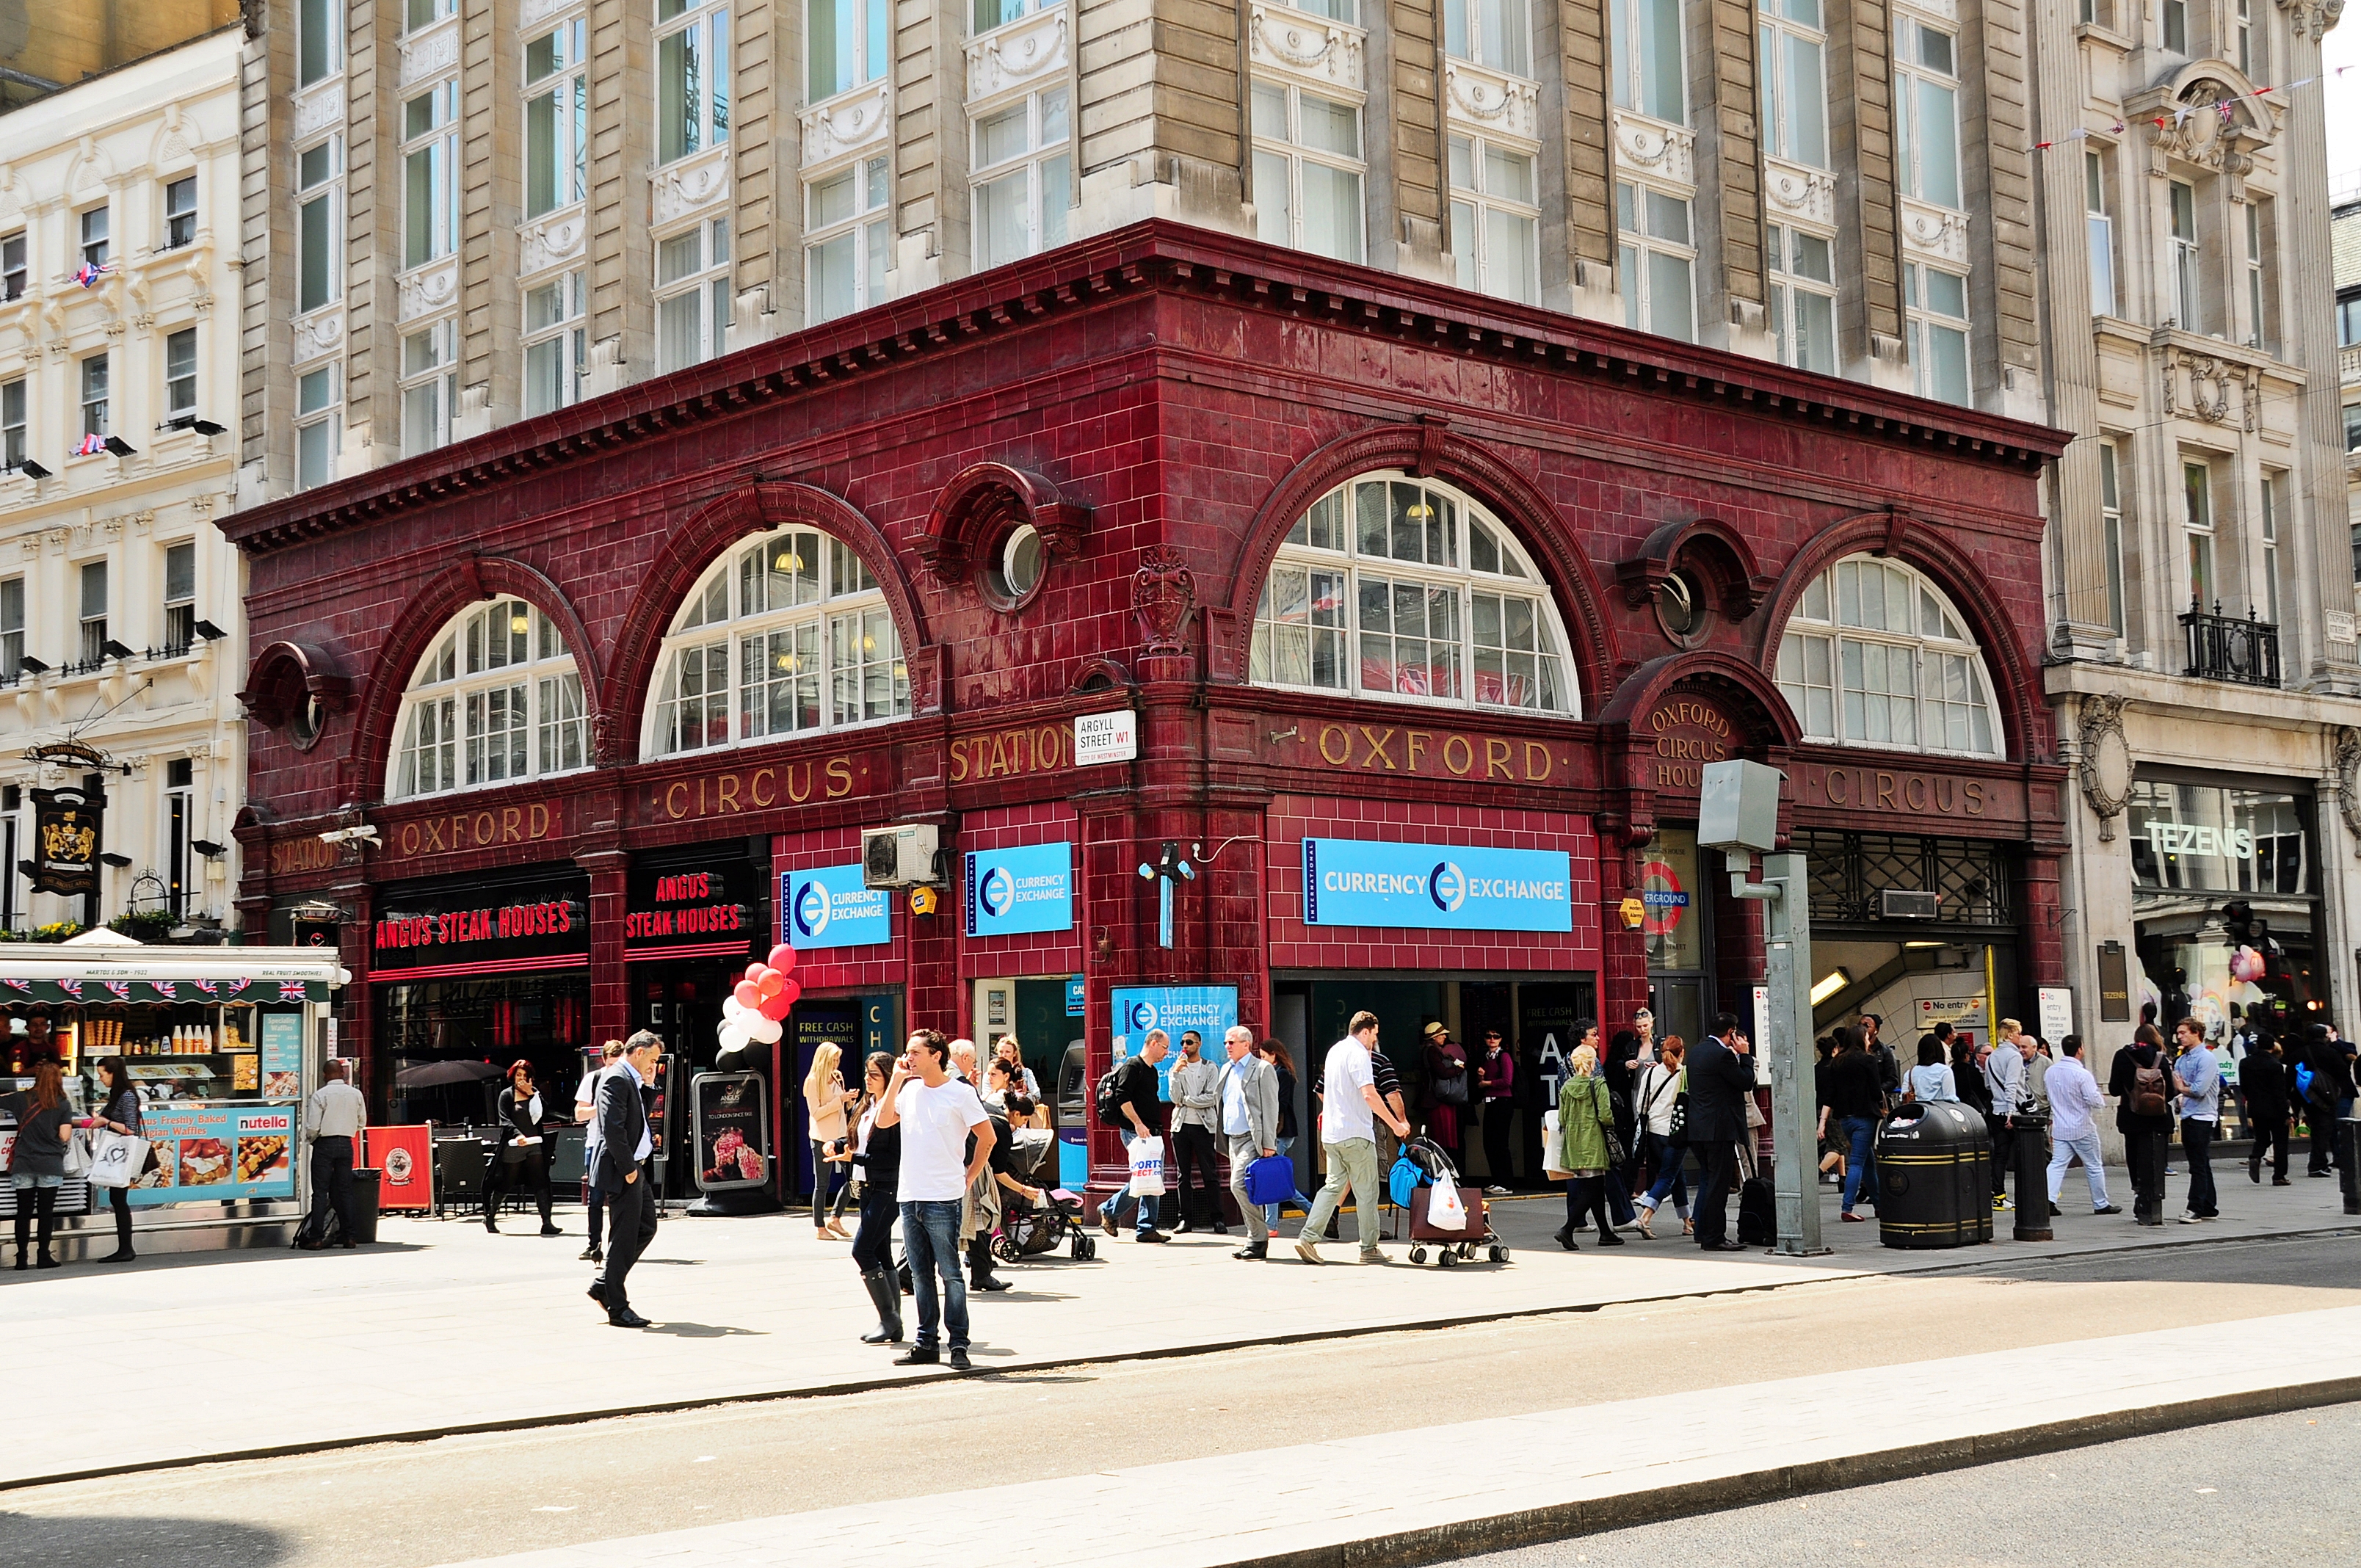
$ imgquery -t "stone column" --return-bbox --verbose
[579,846,630,1048]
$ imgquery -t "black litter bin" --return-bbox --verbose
[349,1168,383,1245]
[1874,1102,1992,1249]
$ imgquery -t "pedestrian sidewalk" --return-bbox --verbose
[4,1163,2350,1489]
[433,1304,2361,1568]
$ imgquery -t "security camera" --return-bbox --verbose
[316,825,381,846]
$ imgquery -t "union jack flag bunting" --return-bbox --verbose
[57,979,84,1000]
[278,981,310,1001]
[150,981,181,1002]
[75,432,107,456]
[102,981,134,1003]
[191,979,219,1000]
[1,979,31,995]
[223,978,250,998]
[72,261,109,288]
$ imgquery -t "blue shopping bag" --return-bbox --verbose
[1244,1154,1296,1205]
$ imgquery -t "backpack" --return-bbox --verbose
[1737,1175,1777,1246]
[2130,1061,2169,1119]
[1095,1061,1131,1128]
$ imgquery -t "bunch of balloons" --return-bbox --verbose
[2230,944,2266,984]
[718,943,802,1060]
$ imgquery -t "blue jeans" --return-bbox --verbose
[1639,1131,1688,1217]
[1838,1116,1878,1213]
[899,1199,968,1350]
[1100,1140,1163,1237]
[1263,1133,1312,1226]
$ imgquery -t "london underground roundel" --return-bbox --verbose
[1637,858,1689,939]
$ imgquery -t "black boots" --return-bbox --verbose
[969,1236,1012,1293]
[860,1267,904,1343]
[13,1188,59,1268]
[104,1194,135,1263]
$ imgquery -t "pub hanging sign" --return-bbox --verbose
[29,785,104,896]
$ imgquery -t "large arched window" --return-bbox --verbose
[391,600,589,799]
[1775,555,2001,757]
[1249,472,1579,716]
[646,529,909,757]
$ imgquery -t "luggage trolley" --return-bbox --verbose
[1391,1136,1509,1266]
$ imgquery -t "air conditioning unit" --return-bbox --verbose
[863,824,940,888]
[1881,889,1942,921]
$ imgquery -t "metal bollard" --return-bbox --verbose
[2012,1112,2053,1241]
[2341,1119,2360,1217]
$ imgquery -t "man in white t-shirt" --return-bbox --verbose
[1296,1010,1411,1265]
[875,1028,995,1371]
[573,1039,625,1263]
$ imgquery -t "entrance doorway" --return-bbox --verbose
[1640,827,1716,1047]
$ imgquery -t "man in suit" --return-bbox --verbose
[1686,1011,1756,1252]
[1218,1025,1282,1260]
[588,1031,661,1328]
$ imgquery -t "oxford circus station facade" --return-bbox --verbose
[228,222,2068,1204]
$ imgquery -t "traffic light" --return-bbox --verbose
[2222,900,2253,945]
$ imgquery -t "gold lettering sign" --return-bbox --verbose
[1797,761,2024,824]
[650,754,865,824]
[949,724,1073,784]
[388,801,559,860]
[1284,723,1564,786]
[1644,697,1733,795]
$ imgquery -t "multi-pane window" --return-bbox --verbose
[1904,262,1969,404]
[1250,473,1577,714]
[296,363,339,489]
[164,758,194,919]
[400,321,457,458]
[2245,200,2273,354]
[403,81,460,270]
[2340,294,2361,349]
[2257,471,2281,625]
[1251,81,1366,264]
[657,217,732,371]
[1766,223,1835,374]
[1448,135,1539,305]
[1443,0,1531,78]
[2236,0,2264,77]
[648,531,910,756]
[0,578,21,677]
[163,177,197,250]
[2098,438,2126,638]
[2169,180,2202,333]
[78,562,107,667]
[522,271,587,418]
[79,355,109,439]
[297,137,340,313]
[2086,150,2115,317]
[808,157,890,324]
[163,542,196,653]
[1617,181,1695,343]
[2183,460,2214,606]
[1893,14,1960,210]
[973,89,1072,271]
[394,600,589,799]
[1756,0,1827,168]
[1,233,23,300]
[405,0,455,27]
[1,378,23,470]
[1776,555,2000,757]
[525,17,589,218]
[165,328,197,421]
[2163,0,2188,51]
[297,0,340,85]
[1611,0,1685,122]
[658,0,730,164]
[79,207,109,271]
[809,0,888,102]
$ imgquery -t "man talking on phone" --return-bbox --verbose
[588,1031,662,1327]
[875,1028,995,1371]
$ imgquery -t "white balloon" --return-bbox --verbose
[717,1022,750,1053]
[721,995,747,1020]
[744,1013,783,1045]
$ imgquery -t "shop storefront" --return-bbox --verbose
[226,223,2064,1211]
[2127,773,2323,1031]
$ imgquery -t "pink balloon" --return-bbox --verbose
[757,969,785,1001]
[733,979,762,1009]
[768,943,798,973]
[759,991,793,1022]
[745,961,768,985]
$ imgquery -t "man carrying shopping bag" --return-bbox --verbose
[1098,1029,1172,1243]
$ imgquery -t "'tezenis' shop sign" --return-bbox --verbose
[369,874,592,979]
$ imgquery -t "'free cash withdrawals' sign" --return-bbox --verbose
[1301,838,1572,932]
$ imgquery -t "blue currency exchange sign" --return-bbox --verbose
[1111,985,1239,1101]
[964,841,1075,937]
[1301,838,1572,932]
[782,865,893,951]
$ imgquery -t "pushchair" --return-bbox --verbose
[991,1126,1098,1263]
[1391,1136,1508,1267]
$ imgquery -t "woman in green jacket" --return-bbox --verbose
[1556,1043,1625,1251]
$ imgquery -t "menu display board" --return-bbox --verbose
[691,1071,770,1191]
[128,1105,297,1208]
[259,1012,304,1099]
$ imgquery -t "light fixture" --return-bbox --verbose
[18,459,50,479]
[101,638,137,660]
[18,655,49,674]
[861,634,875,655]
[189,839,227,858]
[98,852,133,868]
[509,609,530,635]
[1406,502,1433,520]
[1807,968,1853,1006]
[1904,940,1947,949]
[775,652,799,672]
[192,620,228,642]
[774,547,805,573]
[101,435,137,458]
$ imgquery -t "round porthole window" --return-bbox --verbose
[985,523,1046,608]
[1654,571,1706,642]
[289,694,326,750]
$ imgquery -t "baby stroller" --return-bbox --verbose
[1393,1136,1508,1267]
[991,1126,1098,1263]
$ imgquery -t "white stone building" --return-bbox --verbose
[0,26,247,935]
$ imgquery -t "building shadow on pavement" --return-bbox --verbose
[1922,1229,2361,1291]
[0,1514,288,1564]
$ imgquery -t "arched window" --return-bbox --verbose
[1249,472,1579,716]
[646,529,909,757]
[1775,555,2001,757]
[391,600,588,799]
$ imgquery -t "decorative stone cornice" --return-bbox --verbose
[1445,59,1539,142]
[1612,111,1694,190]
[967,5,1069,104]
[1249,2,1366,94]
[802,81,893,170]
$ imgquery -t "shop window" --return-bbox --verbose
[646,530,910,758]
[1249,472,1578,715]
[1775,554,2000,758]
[392,600,589,799]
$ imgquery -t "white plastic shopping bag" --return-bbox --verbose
[84,1128,146,1189]
[1126,1134,1167,1197]
[1427,1180,1468,1232]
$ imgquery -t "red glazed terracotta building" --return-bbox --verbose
[226,223,2067,1203]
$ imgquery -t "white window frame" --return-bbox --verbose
[1448,133,1541,306]
[524,14,590,219]
[522,269,587,418]
[1756,0,1828,170]
[1611,0,1685,123]
[2086,148,2116,318]
[1904,261,1970,404]
[1892,11,1962,211]
[77,560,108,669]
[79,206,110,272]
[391,599,590,800]
[399,319,457,458]
[971,87,1073,272]
[404,0,455,29]
[0,576,22,678]
[2244,199,2271,355]
[2,232,24,301]
[2,377,24,471]
[1617,179,1697,343]
[296,135,343,314]
[1776,554,2002,758]
[162,540,197,654]
[805,156,891,325]
[2169,179,2202,334]
[656,216,733,372]
[809,0,889,104]
[1766,222,1836,374]
[1251,79,1367,265]
[296,363,340,490]
[1249,471,1581,717]
[1443,0,1531,79]
[164,327,198,421]
[2182,458,2215,609]
[297,0,341,87]
[645,530,912,758]
[163,176,197,251]
[2098,438,2126,639]
[402,79,460,272]
[657,0,731,165]
[2257,469,2281,626]
[2163,0,2188,51]
[79,353,109,440]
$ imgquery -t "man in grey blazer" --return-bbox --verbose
[1218,1025,1282,1260]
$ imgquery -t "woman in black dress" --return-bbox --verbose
[482,1060,558,1235]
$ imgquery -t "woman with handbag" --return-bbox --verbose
[848,1052,904,1344]
[1632,1037,1691,1239]
[7,1059,72,1270]
[92,1056,144,1263]
[1419,1022,1468,1169]
[804,1042,858,1240]
[1553,1044,1624,1250]
[482,1060,558,1235]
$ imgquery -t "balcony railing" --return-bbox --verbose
[2180,599,2280,688]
